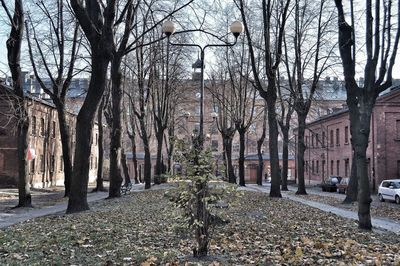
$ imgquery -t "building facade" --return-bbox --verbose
[296,87,400,190]
[0,84,99,188]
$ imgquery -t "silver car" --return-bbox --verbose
[378,179,400,204]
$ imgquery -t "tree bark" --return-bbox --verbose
[93,97,106,192]
[154,131,164,184]
[343,151,357,203]
[281,126,289,191]
[223,135,235,184]
[129,136,139,184]
[108,57,123,198]
[67,50,112,213]
[256,140,264,186]
[54,101,73,196]
[121,148,131,185]
[238,129,246,186]
[4,0,32,208]
[267,87,282,198]
[296,113,307,195]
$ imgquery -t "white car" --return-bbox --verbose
[378,179,400,204]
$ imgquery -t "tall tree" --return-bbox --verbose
[334,0,400,229]
[277,75,294,191]
[67,0,117,213]
[1,0,31,207]
[209,70,237,184]
[228,43,257,187]
[25,0,81,197]
[256,103,267,186]
[284,0,336,195]
[237,0,291,197]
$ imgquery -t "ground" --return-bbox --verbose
[1,187,400,265]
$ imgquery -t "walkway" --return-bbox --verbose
[241,184,400,234]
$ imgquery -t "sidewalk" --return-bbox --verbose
[241,184,400,234]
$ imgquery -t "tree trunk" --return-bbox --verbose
[129,137,139,184]
[256,140,264,186]
[144,145,151,189]
[223,135,235,184]
[350,103,373,230]
[238,129,246,186]
[281,126,289,191]
[154,131,164,184]
[121,148,131,185]
[266,91,281,198]
[193,181,209,257]
[296,113,307,195]
[93,98,106,192]
[6,0,32,208]
[343,151,357,203]
[108,58,124,198]
[67,51,110,213]
[54,101,73,196]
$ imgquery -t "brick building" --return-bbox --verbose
[0,84,99,188]
[295,87,400,190]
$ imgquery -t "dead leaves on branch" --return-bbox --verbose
[0,190,399,265]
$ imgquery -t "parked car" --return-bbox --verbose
[337,177,349,194]
[378,179,400,204]
[321,176,342,192]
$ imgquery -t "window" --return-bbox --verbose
[322,131,326,147]
[330,130,334,147]
[211,140,218,151]
[40,155,45,172]
[95,133,98,146]
[316,134,319,147]
[336,128,340,146]
[305,161,308,173]
[316,160,319,173]
[336,160,340,176]
[331,160,334,175]
[60,156,64,172]
[322,160,326,176]
[344,126,349,144]
[95,157,98,169]
[50,155,55,173]
[312,160,315,173]
[30,159,35,174]
[305,136,309,147]
[40,118,45,136]
[52,121,56,138]
[311,134,315,148]
[31,116,36,135]
[345,159,349,177]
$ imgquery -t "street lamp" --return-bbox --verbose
[162,20,243,150]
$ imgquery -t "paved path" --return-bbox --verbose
[240,184,400,234]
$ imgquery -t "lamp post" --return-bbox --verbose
[162,20,243,150]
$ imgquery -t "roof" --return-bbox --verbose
[303,85,400,128]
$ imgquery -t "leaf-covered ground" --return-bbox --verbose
[293,192,400,222]
[1,189,399,265]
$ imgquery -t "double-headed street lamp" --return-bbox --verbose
[162,20,244,150]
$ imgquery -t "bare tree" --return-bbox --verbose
[334,0,400,229]
[256,103,267,185]
[237,0,291,197]
[227,43,257,187]
[1,0,32,207]
[284,0,336,195]
[66,0,117,213]
[209,70,237,184]
[25,0,81,197]
[277,75,294,191]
